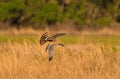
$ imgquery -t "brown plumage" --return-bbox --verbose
[40,32,66,45]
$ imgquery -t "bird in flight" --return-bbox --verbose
[45,43,64,61]
[40,32,66,45]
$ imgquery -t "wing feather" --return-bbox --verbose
[48,44,54,61]
[40,32,48,45]
[52,33,66,38]
[46,43,64,61]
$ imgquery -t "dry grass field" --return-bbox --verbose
[0,29,120,79]
[0,42,120,79]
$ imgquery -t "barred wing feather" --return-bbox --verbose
[40,32,48,45]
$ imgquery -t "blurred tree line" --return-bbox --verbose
[0,0,120,29]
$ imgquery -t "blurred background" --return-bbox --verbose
[0,0,120,30]
[0,0,120,44]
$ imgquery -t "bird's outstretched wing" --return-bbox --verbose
[46,44,54,61]
[40,32,48,45]
[50,33,66,39]
[46,43,64,61]
[40,32,66,45]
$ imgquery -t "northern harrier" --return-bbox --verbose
[40,32,66,45]
[45,43,64,61]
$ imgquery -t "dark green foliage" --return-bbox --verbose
[0,0,25,23]
[34,2,59,26]
[0,0,120,29]
[93,17,113,29]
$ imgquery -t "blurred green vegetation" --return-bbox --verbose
[59,35,78,44]
[0,0,120,29]
[0,35,120,46]
[0,35,37,43]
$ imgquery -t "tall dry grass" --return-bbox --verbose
[0,41,120,79]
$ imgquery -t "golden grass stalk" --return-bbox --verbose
[0,42,120,79]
